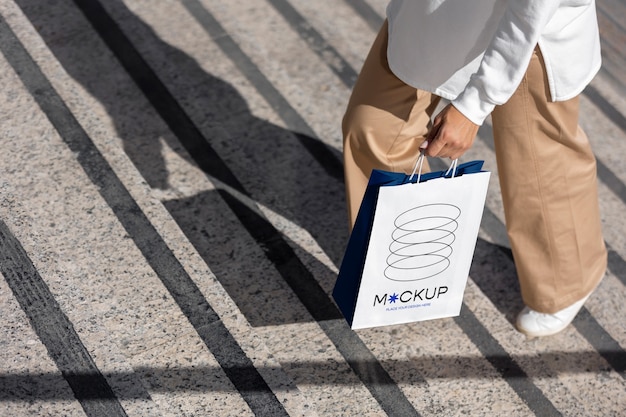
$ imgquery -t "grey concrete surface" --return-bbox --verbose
[0,0,624,416]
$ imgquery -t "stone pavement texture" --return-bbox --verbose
[0,0,625,416]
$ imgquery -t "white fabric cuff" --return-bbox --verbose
[451,84,497,126]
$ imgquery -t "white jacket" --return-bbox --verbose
[386,0,602,125]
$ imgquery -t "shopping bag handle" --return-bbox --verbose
[409,151,459,183]
[445,159,459,178]
[408,150,426,183]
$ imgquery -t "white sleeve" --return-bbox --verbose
[451,2,561,125]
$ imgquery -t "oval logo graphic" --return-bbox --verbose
[384,203,461,281]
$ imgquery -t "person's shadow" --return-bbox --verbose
[16,0,349,326]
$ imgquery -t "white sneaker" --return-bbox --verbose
[515,294,590,338]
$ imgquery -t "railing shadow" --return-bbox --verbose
[2,349,623,400]
[14,0,349,326]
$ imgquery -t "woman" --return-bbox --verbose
[342,0,607,337]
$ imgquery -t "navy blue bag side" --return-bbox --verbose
[332,160,485,327]
[332,170,402,325]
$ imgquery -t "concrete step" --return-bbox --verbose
[1,0,624,416]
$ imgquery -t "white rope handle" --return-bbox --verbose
[409,153,459,184]
[445,158,459,178]
[408,150,426,183]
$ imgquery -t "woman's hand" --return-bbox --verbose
[421,104,479,159]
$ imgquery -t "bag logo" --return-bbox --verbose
[385,203,460,282]
[373,286,449,307]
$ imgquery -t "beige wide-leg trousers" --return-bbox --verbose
[343,22,607,313]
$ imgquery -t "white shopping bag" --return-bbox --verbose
[333,158,490,329]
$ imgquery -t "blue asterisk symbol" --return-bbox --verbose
[389,293,399,303]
